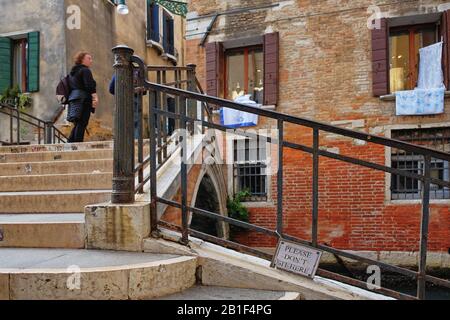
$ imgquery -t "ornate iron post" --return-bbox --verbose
[112,45,135,204]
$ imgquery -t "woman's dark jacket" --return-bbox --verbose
[68,64,97,113]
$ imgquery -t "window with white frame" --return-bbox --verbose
[391,127,450,200]
[233,136,268,202]
[146,0,175,58]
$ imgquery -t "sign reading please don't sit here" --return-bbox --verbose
[271,240,322,279]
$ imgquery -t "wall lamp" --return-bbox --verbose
[117,0,129,15]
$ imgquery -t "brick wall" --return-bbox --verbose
[186,0,450,253]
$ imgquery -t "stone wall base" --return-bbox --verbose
[85,201,150,252]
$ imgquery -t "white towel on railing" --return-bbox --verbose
[396,88,445,115]
[220,95,260,128]
[396,42,445,116]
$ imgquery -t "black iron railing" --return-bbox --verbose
[111,45,450,300]
[0,103,67,146]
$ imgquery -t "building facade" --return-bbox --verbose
[185,0,450,258]
[0,0,185,141]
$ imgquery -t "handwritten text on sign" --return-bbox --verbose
[272,240,322,279]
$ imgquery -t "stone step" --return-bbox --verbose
[0,149,113,164]
[156,285,301,300]
[0,173,113,192]
[0,214,85,249]
[0,141,114,154]
[0,190,111,214]
[0,159,113,176]
[0,248,197,300]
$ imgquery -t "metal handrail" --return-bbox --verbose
[132,64,213,194]
[144,82,450,161]
[0,102,67,145]
[111,46,450,300]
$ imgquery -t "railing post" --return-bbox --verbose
[277,119,284,238]
[312,129,319,247]
[111,45,135,204]
[162,70,168,159]
[156,71,163,164]
[186,64,197,135]
[149,89,159,236]
[180,97,189,245]
[417,154,431,300]
[44,122,53,144]
[15,109,20,145]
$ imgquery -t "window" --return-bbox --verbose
[371,13,448,97]
[391,127,450,200]
[162,12,175,56]
[206,33,278,105]
[0,32,39,94]
[225,47,264,104]
[389,24,439,93]
[12,38,27,93]
[146,0,160,43]
[233,136,268,202]
[146,1,176,61]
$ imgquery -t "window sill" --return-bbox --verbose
[260,105,276,110]
[161,52,178,65]
[380,91,450,101]
[146,40,164,53]
[242,201,275,208]
[387,199,450,205]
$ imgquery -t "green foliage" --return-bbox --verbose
[0,85,32,110]
[227,189,251,225]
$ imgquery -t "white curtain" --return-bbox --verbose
[417,41,445,90]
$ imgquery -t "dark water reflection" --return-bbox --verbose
[320,264,450,300]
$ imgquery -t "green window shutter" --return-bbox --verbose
[27,31,40,92]
[0,37,12,94]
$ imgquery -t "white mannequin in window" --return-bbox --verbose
[232,82,245,100]
[254,79,264,91]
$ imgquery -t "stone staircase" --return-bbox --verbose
[0,141,306,300]
[0,141,113,249]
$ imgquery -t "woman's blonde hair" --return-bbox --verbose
[74,51,91,65]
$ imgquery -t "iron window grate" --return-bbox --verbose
[391,127,450,200]
[233,137,268,202]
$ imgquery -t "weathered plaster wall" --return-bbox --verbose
[65,0,116,134]
[0,0,66,130]
[1,0,187,141]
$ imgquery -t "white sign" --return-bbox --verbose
[271,240,322,279]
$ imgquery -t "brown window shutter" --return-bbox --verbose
[371,18,389,96]
[441,11,450,89]
[264,32,279,106]
[205,42,223,97]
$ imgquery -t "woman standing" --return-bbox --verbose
[67,52,98,143]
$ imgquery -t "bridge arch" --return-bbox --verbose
[190,149,229,240]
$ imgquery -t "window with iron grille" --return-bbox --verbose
[391,127,450,200]
[233,137,268,202]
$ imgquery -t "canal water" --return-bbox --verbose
[320,264,450,300]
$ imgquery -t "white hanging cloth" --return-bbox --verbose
[417,42,445,90]
[220,95,260,128]
[396,42,445,116]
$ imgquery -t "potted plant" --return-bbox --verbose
[0,85,32,110]
[227,189,251,239]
